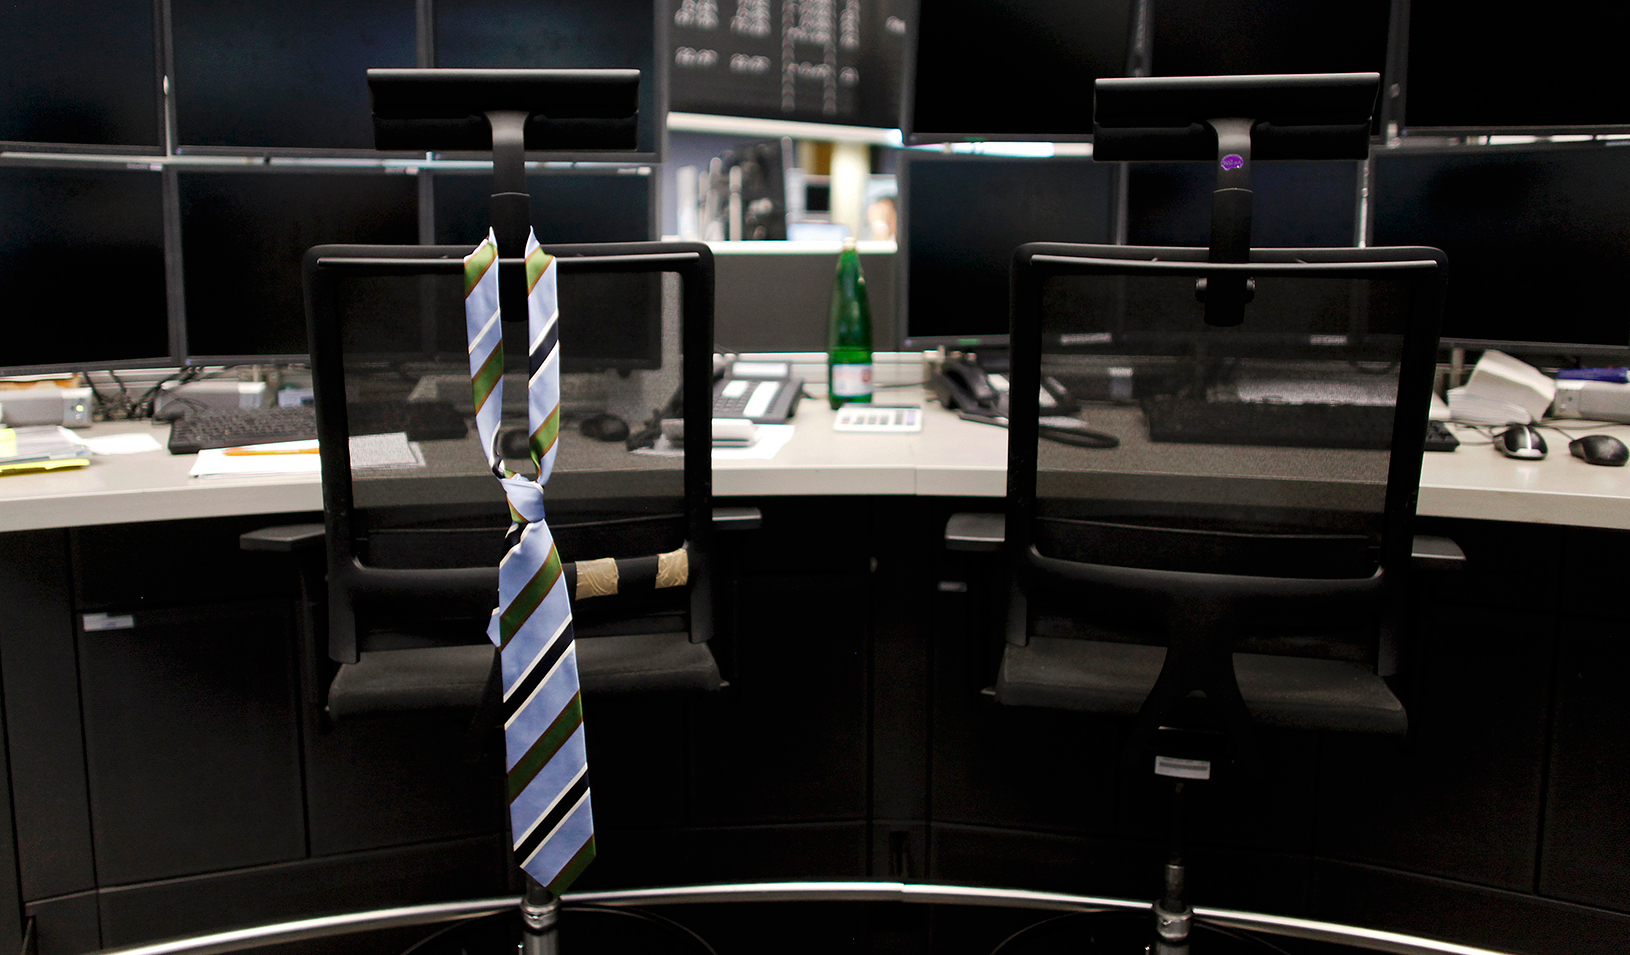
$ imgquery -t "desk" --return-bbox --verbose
[3,406,1629,532]
[2,406,1629,955]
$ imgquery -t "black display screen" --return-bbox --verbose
[435,0,661,158]
[1371,146,1630,353]
[1150,0,1390,78]
[0,0,160,147]
[435,171,661,373]
[908,0,1133,143]
[902,155,1114,347]
[669,0,911,129]
[0,166,171,373]
[432,171,654,246]
[170,0,417,150]
[179,170,420,361]
[1128,160,1360,249]
[1404,0,1630,130]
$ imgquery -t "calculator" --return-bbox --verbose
[832,405,924,433]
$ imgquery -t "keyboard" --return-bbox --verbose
[346,400,468,442]
[1143,396,1397,450]
[1424,419,1460,452]
[166,405,319,454]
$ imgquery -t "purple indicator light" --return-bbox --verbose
[1221,154,1244,170]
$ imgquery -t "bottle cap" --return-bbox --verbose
[842,237,857,251]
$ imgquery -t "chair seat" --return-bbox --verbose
[994,637,1406,735]
[328,633,722,718]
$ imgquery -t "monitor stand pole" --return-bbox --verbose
[521,877,561,955]
[1197,116,1255,328]
[487,108,534,328]
[1153,779,1194,954]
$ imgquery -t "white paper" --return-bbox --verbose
[83,433,165,455]
[711,424,796,460]
[349,432,425,469]
[190,440,320,478]
[1460,349,1557,422]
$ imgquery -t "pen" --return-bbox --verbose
[1557,368,1630,383]
[221,447,320,456]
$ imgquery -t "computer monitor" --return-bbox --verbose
[1127,160,1361,248]
[434,170,662,373]
[669,0,910,129]
[1149,0,1391,78]
[434,0,663,161]
[0,164,172,375]
[1400,0,1630,133]
[900,154,1115,349]
[178,169,420,364]
[432,169,654,246]
[0,0,161,149]
[169,0,417,152]
[906,0,1135,144]
[1370,144,1630,355]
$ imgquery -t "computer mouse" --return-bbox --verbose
[1569,433,1629,467]
[579,413,630,443]
[1496,423,1547,460]
[497,427,530,460]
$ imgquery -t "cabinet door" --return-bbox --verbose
[1541,618,1630,909]
[78,600,305,885]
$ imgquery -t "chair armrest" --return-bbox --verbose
[946,513,1005,552]
[713,506,762,531]
[1411,535,1466,573]
[240,524,326,553]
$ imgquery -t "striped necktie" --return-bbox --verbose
[464,227,595,894]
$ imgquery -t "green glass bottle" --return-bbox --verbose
[827,238,874,409]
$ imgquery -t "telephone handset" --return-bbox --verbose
[931,357,1117,449]
[930,357,1077,418]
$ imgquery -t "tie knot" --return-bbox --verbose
[500,475,547,523]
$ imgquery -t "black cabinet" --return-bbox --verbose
[77,599,305,885]
[2,506,1630,955]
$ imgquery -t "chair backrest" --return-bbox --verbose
[1005,244,1445,675]
[303,241,715,663]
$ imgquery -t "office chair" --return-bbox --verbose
[947,242,1444,952]
[249,71,726,721]
[300,240,724,719]
[936,76,1458,951]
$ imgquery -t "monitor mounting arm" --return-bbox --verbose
[486,109,532,326]
[1197,117,1256,326]
[1091,73,1380,327]
[365,68,643,324]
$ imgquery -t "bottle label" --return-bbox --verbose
[831,363,873,397]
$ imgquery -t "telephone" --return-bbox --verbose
[930,356,1076,419]
[713,360,803,424]
[931,356,1118,449]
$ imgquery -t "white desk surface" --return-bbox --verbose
[3,408,1629,533]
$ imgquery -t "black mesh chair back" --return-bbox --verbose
[304,241,721,715]
[1001,243,1446,755]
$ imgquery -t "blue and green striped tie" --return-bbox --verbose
[464,227,595,893]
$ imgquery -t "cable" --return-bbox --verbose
[986,913,1081,955]
[1195,920,1297,955]
[562,903,718,955]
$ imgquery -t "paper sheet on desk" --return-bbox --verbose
[188,432,425,478]
[83,433,165,455]
[191,440,321,478]
[628,424,797,461]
